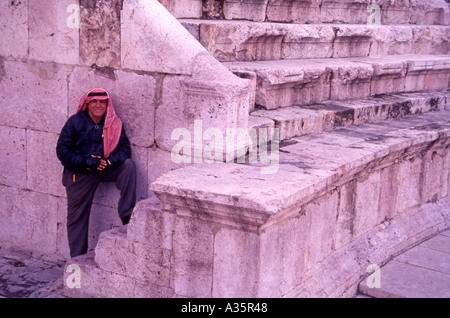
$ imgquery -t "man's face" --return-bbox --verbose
[87,99,107,121]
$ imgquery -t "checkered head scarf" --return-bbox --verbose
[77,88,123,159]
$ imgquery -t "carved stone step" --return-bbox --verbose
[224,55,450,109]
[166,0,450,25]
[250,91,450,141]
[151,109,450,219]
[63,229,174,298]
[181,20,449,62]
[147,109,450,297]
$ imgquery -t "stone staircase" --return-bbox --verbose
[180,1,450,143]
[63,0,450,298]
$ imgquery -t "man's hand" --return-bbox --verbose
[92,155,108,171]
[86,155,108,171]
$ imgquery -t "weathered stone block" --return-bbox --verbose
[95,229,172,287]
[409,0,450,25]
[250,106,325,140]
[27,130,65,197]
[282,25,335,60]
[202,0,226,19]
[405,57,450,92]
[223,0,269,21]
[172,216,214,297]
[266,0,322,23]
[312,247,363,297]
[132,146,150,201]
[268,76,328,108]
[353,171,381,238]
[305,191,339,270]
[379,164,399,222]
[0,126,26,189]
[335,97,380,125]
[444,94,450,111]
[303,102,354,131]
[121,0,205,75]
[64,253,136,298]
[422,142,449,204]
[278,137,364,179]
[181,20,200,40]
[0,60,68,133]
[335,180,356,249]
[353,56,407,97]
[212,227,259,297]
[132,279,174,298]
[127,197,175,250]
[411,26,450,55]
[232,69,257,111]
[240,59,330,108]
[328,61,373,101]
[79,0,122,68]
[155,55,251,158]
[258,211,311,297]
[321,0,371,24]
[0,186,58,255]
[196,22,339,62]
[373,0,410,25]
[199,21,286,62]
[56,197,70,259]
[0,0,28,58]
[147,147,192,188]
[332,25,372,58]
[424,94,447,113]
[396,156,423,215]
[151,161,326,220]
[369,26,412,56]
[247,115,275,141]
[159,0,202,18]
[29,0,79,64]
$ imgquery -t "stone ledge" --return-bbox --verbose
[172,0,450,25]
[94,228,172,287]
[63,251,174,298]
[180,20,449,62]
[225,55,450,109]
[121,0,205,75]
[150,110,450,229]
[250,91,450,141]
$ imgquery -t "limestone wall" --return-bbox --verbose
[0,0,251,259]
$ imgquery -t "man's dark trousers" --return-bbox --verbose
[63,158,136,258]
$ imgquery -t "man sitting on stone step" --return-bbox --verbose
[56,88,136,258]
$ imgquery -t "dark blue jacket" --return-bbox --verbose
[56,111,131,173]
